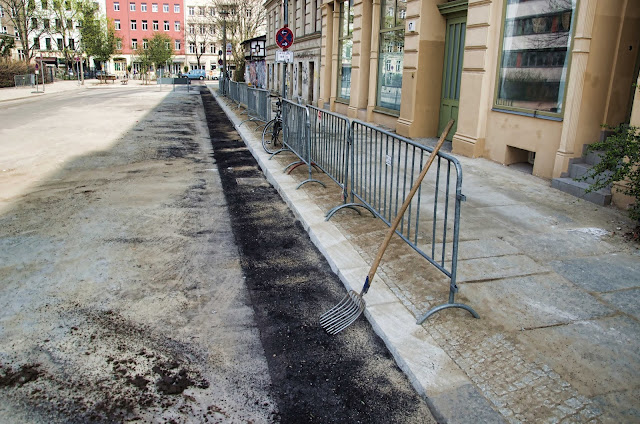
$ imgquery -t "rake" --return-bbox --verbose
[320,120,454,335]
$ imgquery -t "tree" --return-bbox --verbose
[0,0,44,62]
[212,0,266,82]
[147,32,173,72]
[134,33,172,83]
[184,6,216,69]
[78,2,119,71]
[0,35,15,59]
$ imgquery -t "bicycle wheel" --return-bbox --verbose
[262,118,283,154]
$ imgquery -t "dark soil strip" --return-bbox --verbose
[200,88,435,423]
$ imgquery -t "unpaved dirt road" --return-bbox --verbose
[0,84,436,423]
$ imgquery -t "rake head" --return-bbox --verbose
[319,290,366,335]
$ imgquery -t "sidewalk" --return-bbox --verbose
[210,85,640,424]
[0,78,149,103]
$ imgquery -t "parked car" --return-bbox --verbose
[183,69,206,80]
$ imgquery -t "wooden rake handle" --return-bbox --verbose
[361,120,454,295]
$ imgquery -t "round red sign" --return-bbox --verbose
[276,27,294,50]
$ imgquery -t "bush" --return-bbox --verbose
[0,60,35,88]
[582,124,640,223]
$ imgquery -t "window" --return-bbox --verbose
[143,39,148,49]
[44,19,50,29]
[33,37,40,49]
[45,38,51,49]
[376,0,406,111]
[0,26,6,34]
[41,0,47,9]
[495,0,576,116]
[188,6,194,15]
[18,49,25,60]
[209,25,214,34]
[131,20,136,30]
[116,39,122,49]
[198,6,204,15]
[188,43,195,54]
[188,24,194,34]
[152,3,157,11]
[55,19,61,29]
[56,38,62,49]
[337,0,353,100]
[210,44,215,53]
[115,19,120,30]
[199,24,205,35]
[163,20,169,30]
[175,39,180,50]
[68,39,74,49]
[199,42,205,53]
[208,7,214,16]
[163,3,168,12]
[113,2,119,10]
[174,4,179,12]
[141,2,146,11]
[67,19,72,28]
[174,21,179,31]
[14,28,19,37]
[0,5,3,16]
[153,20,158,30]
[129,2,135,11]
[142,20,147,30]
[131,38,137,49]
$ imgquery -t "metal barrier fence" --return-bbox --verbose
[281,99,325,189]
[212,88,477,322]
[14,74,35,87]
[240,87,271,128]
[339,120,478,323]
[157,77,190,91]
[308,105,352,206]
[237,83,249,108]
[229,81,239,105]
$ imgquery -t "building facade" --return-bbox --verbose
[105,0,185,75]
[183,0,222,78]
[317,0,640,187]
[264,0,322,104]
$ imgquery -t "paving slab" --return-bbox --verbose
[504,229,621,261]
[517,315,640,397]
[550,253,640,292]
[462,273,614,331]
[457,254,549,282]
[600,288,640,320]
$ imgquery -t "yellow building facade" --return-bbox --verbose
[318,0,640,188]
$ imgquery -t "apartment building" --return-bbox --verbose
[0,0,85,69]
[105,0,185,75]
[265,0,322,104]
[314,0,639,202]
[183,0,222,77]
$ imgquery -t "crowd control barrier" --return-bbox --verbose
[281,99,325,189]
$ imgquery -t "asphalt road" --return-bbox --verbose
[0,84,436,423]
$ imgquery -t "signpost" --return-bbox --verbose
[276,24,293,99]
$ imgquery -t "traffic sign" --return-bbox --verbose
[226,43,232,54]
[276,27,294,50]
[275,50,293,63]
[218,59,223,65]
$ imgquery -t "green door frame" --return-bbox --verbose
[438,0,468,141]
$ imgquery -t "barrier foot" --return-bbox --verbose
[284,160,304,173]
[268,148,288,160]
[416,302,479,325]
[297,179,326,190]
[325,203,377,221]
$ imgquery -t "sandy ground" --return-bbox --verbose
[0,85,277,422]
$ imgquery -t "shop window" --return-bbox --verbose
[495,0,576,116]
[337,0,353,101]
[376,0,406,111]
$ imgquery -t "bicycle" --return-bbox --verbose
[262,98,284,154]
